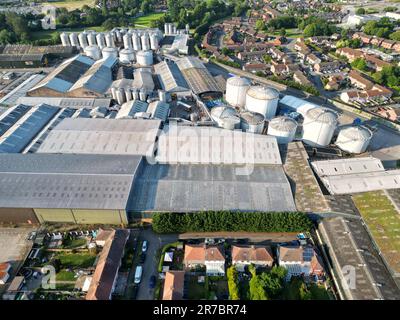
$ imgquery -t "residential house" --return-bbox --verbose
[0,262,11,285]
[376,107,400,122]
[243,63,268,73]
[271,64,288,75]
[364,54,391,72]
[277,245,324,280]
[269,47,285,61]
[282,54,293,65]
[162,271,185,300]
[86,229,130,300]
[348,70,374,90]
[231,245,274,272]
[393,42,400,53]
[314,61,343,73]
[184,244,225,276]
[324,75,344,91]
[305,53,321,65]
[381,39,395,50]
[370,37,383,47]
[293,70,312,86]
[335,47,363,62]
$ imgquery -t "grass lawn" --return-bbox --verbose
[62,238,87,249]
[56,270,76,282]
[187,276,207,300]
[353,191,400,273]
[58,253,96,269]
[132,12,165,28]
[43,0,96,11]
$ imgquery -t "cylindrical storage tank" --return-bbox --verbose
[186,24,190,34]
[139,89,147,101]
[119,48,135,64]
[226,76,251,108]
[164,23,169,35]
[123,33,132,49]
[87,33,97,46]
[132,89,139,100]
[132,33,141,51]
[267,116,298,144]
[168,23,173,35]
[159,90,167,102]
[116,88,126,105]
[210,106,240,130]
[105,32,115,48]
[240,111,265,134]
[150,33,159,50]
[125,88,133,102]
[84,45,102,60]
[302,107,338,147]
[245,86,279,120]
[78,32,88,48]
[69,32,79,47]
[335,125,373,154]
[111,87,117,100]
[102,47,118,59]
[60,32,70,46]
[136,50,153,66]
[115,29,122,43]
[96,33,106,49]
[141,33,150,51]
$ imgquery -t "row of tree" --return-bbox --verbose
[151,211,313,234]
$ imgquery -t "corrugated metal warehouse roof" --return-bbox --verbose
[17,97,112,109]
[116,100,149,119]
[279,95,320,117]
[156,125,282,165]
[0,104,60,153]
[154,61,189,92]
[311,157,385,177]
[133,69,155,92]
[0,104,32,136]
[176,57,222,95]
[128,163,296,212]
[37,118,161,157]
[0,154,142,210]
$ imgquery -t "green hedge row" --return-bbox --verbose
[152,211,313,234]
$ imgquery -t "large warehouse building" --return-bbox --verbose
[0,154,143,224]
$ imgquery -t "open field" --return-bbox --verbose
[42,0,96,11]
[353,191,400,273]
[133,12,165,28]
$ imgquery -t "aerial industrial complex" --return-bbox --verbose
[0,0,400,304]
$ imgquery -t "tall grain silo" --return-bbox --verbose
[164,23,169,35]
[96,33,106,49]
[84,45,102,60]
[168,23,173,35]
[139,89,147,101]
[150,33,159,50]
[69,32,79,47]
[111,87,117,100]
[240,111,265,134]
[78,32,88,48]
[302,107,338,147]
[87,32,97,46]
[105,32,115,47]
[335,125,373,154]
[171,24,177,35]
[226,76,251,108]
[116,88,126,105]
[210,105,241,130]
[125,88,133,102]
[136,50,153,66]
[60,32,70,46]
[132,33,142,51]
[102,47,118,59]
[115,29,122,43]
[123,33,132,49]
[119,48,135,64]
[267,116,298,144]
[141,33,150,51]
[245,86,279,120]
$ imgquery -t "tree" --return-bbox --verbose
[0,29,12,44]
[248,265,268,300]
[303,23,318,37]
[389,31,400,41]
[227,266,240,300]
[255,19,265,31]
[355,8,365,15]
[351,57,368,71]
[279,28,286,37]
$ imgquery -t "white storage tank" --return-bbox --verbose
[78,32,88,48]
[159,90,167,102]
[141,33,150,51]
[102,47,118,59]
[116,88,126,105]
[125,88,133,102]
[136,50,153,66]
[96,33,106,49]
[69,32,79,47]
[171,24,177,35]
[267,116,298,144]
[87,32,97,46]
[111,87,117,100]
[132,89,139,100]
[211,105,240,130]
[245,86,279,120]
[119,48,135,64]
[105,32,115,47]
[164,23,169,35]
[168,23,173,35]
[240,111,265,134]
[60,32,70,46]
[132,33,141,51]
[115,29,122,43]
[150,33,159,50]
[302,107,338,147]
[84,45,102,60]
[123,33,132,49]
[335,125,373,154]
[139,89,147,101]
[226,76,251,108]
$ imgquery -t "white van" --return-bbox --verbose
[134,266,143,284]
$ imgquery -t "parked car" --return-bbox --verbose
[142,241,148,253]
[134,266,143,284]
[149,275,157,289]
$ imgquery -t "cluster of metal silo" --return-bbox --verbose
[136,50,153,66]
[164,23,177,35]
[240,111,265,134]
[245,86,280,120]
[335,125,373,154]
[111,85,150,105]
[302,107,338,147]
[119,48,135,64]
[210,105,241,130]
[267,116,298,144]
[225,76,251,108]
[84,46,102,60]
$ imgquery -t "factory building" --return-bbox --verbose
[0,154,143,224]
[0,54,46,69]
[154,61,190,94]
[37,118,161,158]
[16,97,112,110]
[176,57,223,99]
[279,95,320,118]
